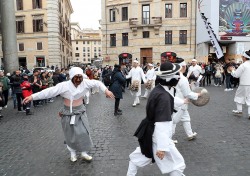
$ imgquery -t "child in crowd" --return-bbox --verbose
[20,74,33,115]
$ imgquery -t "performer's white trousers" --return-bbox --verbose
[85,91,90,104]
[236,103,250,115]
[127,147,185,176]
[172,109,194,137]
[133,96,140,104]
[67,145,88,157]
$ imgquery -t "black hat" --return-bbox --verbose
[157,61,180,78]
[175,57,184,64]
[114,64,121,69]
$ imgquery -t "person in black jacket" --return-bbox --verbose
[108,65,126,116]
[11,71,26,112]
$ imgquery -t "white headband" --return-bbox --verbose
[243,52,250,59]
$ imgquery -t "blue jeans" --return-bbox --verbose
[214,77,221,85]
[225,75,232,89]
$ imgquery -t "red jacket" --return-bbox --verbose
[20,80,33,98]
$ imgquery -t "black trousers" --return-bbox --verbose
[2,90,9,106]
[206,74,211,85]
[16,93,26,111]
[126,78,131,88]
[115,98,120,112]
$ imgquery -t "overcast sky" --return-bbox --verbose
[70,0,101,30]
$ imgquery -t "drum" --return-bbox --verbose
[191,87,210,107]
[130,80,140,92]
[145,80,153,90]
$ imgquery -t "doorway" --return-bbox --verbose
[19,57,27,67]
[140,48,152,65]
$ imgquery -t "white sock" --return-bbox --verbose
[67,145,76,157]
[81,151,89,157]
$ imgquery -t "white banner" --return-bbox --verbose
[201,13,224,59]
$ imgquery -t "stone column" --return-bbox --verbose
[0,0,19,73]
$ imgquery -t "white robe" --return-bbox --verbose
[126,66,146,97]
[172,73,199,136]
[145,68,156,90]
[127,87,185,176]
[32,79,107,112]
[187,64,202,78]
[231,60,250,105]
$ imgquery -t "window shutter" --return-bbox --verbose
[20,0,23,10]
[39,0,42,8]
[16,21,18,33]
[32,0,36,9]
[33,20,36,32]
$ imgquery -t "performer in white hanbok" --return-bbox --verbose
[229,50,250,119]
[126,60,147,107]
[187,59,202,88]
[23,67,115,162]
[172,58,201,141]
[142,63,156,98]
[127,62,186,176]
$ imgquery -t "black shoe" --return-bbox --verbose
[114,111,122,116]
[0,115,3,118]
[26,112,33,115]
[117,109,122,113]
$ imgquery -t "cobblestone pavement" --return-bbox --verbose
[1,85,250,176]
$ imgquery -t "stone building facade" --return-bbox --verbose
[101,0,196,65]
[0,0,73,70]
[71,23,102,65]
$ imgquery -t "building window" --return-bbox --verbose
[98,47,101,52]
[165,31,172,44]
[165,4,172,18]
[88,59,90,62]
[75,53,79,57]
[87,47,90,52]
[16,21,24,33]
[33,19,43,32]
[32,0,42,9]
[94,47,96,52]
[83,41,85,44]
[87,41,90,44]
[87,53,90,57]
[122,33,128,46]
[143,31,150,38]
[37,42,43,50]
[16,0,23,10]
[36,57,45,67]
[76,47,78,50]
[110,34,116,47]
[18,43,24,51]
[180,3,187,17]
[83,53,86,57]
[179,30,187,44]
[122,7,128,21]
[110,9,116,22]
[142,5,150,24]
[94,41,96,45]
[99,53,101,57]
[76,41,78,44]
[83,47,85,52]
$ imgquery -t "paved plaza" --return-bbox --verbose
[1,86,250,176]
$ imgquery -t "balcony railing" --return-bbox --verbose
[129,17,162,28]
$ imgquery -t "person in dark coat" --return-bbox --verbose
[109,64,126,116]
